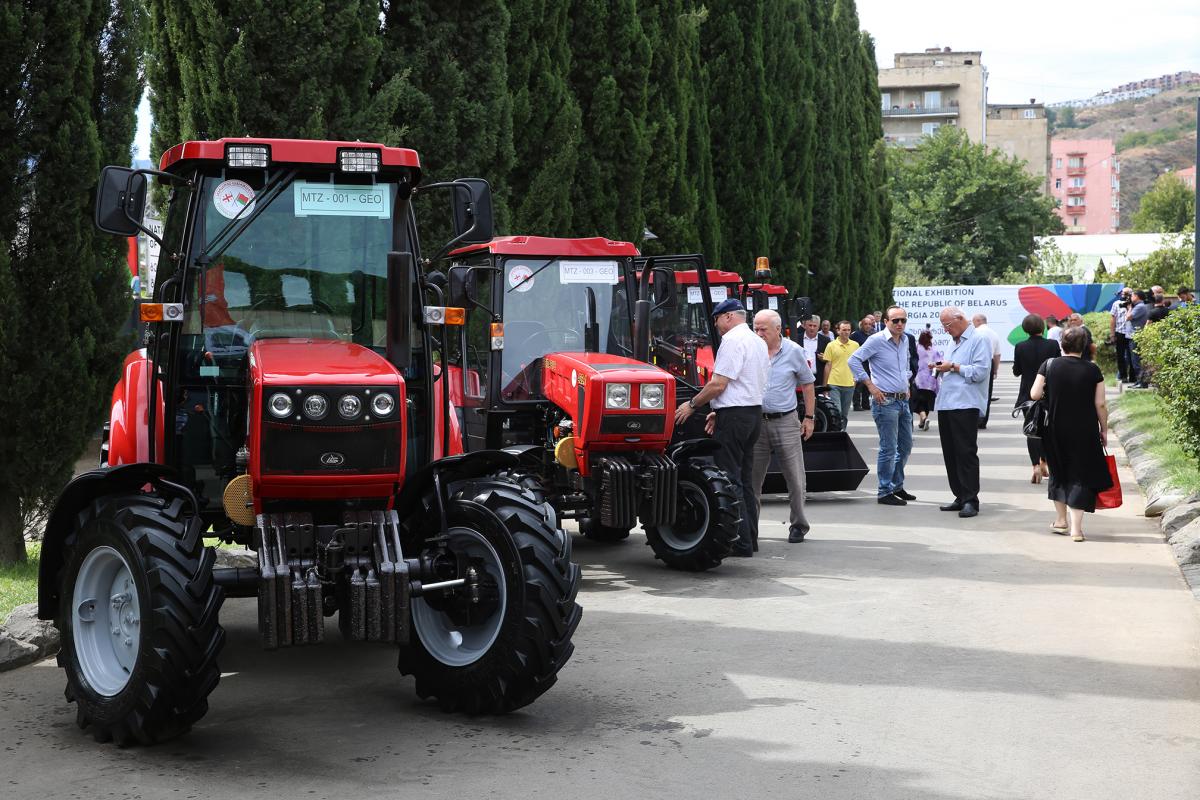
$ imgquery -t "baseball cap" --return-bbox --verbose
[711,297,745,317]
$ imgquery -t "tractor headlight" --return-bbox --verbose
[605,383,631,409]
[337,394,362,420]
[267,392,293,418]
[639,383,665,409]
[371,392,395,417]
[302,393,328,420]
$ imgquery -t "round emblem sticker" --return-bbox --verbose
[508,264,534,293]
[213,179,256,219]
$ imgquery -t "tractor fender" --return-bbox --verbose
[37,463,187,620]
[668,437,723,464]
[393,450,521,516]
[499,444,544,468]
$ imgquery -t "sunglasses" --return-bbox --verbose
[888,317,908,324]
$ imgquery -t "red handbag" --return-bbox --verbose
[1095,453,1122,510]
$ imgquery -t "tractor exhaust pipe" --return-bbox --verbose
[632,257,656,363]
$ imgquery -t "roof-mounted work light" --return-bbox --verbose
[339,148,381,173]
[226,144,269,168]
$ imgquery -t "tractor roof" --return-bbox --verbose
[674,269,743,285]
[158,137,421,172]
[746,282,790,295]
[450,236,640,258]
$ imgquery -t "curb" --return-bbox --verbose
[1111,403,1200,600]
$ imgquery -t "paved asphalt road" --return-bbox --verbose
[2,375,1198,799]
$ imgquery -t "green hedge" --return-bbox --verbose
[1133,304,1200,463]
[1083,311,1117,376]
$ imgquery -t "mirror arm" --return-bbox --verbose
[120,169,192,254]
[416,182,479,265]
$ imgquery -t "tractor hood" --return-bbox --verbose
[246,339,408,502]
[542,352,676,469]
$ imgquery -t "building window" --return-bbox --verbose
[1054,178,1062,189]
[881,92,890,110]
[1055,158,1062,169]
[924,90,941,109]
[1067,196,1086,207]
[1112,197,1120,210]
[921,122,941,135]
[1069,177,1085,188]
[1023,109,1036,119]
[1112,215,1119,229]
[1068,157,1084,168]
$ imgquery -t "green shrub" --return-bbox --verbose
[1083,311,1117,376]
[1133,304,1200,462]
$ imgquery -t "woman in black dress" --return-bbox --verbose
[1012,314,1061,484]
[1029,327,1112,541]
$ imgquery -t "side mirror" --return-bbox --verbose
[450,178,494,245]
[651,267,676,309]
[792,296,813,324]
[95,166,147,237]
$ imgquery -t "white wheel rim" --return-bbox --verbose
[71,546,139,696]
[411,528,507,667]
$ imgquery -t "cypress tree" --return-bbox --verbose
[568,0,652,243]
[685,7,722,266]
[0,0,141,563]
[701,0,772,273]
[507,0,580,236]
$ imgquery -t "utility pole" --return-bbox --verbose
[1194,98,1199,293]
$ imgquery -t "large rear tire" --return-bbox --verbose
[643,459,740,571]
[399,480,581,713]
[56,492,225,745]
[814,394,844,432]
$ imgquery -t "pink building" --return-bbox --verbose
[1049,139,1119,234]
[1177,166,1195,190]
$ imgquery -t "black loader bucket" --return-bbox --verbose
[761,431,869,494]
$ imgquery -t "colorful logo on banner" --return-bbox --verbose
[1007,284,1123,346]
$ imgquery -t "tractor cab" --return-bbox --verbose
[38,139,582,745]
[441,240,741,571]
[649,266,743,387]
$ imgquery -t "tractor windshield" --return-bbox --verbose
[651,280,736,344]
[498,257,633,401]
[185,171,399,377]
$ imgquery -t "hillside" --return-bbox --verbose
[1052,86,1198,229]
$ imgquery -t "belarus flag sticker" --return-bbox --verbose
[213,179,256,219]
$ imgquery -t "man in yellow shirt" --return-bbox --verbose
[820,320,860,427]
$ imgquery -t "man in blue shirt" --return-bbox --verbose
[848,306,914,506]
[746,309,816,544]
[931,306,993,518]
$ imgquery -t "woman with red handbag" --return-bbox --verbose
[1029,326,1113,541]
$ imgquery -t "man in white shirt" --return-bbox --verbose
[799,315,830,385]
[1109,288,1134,382]
[676,298,770,557]
[971,314,1001,429]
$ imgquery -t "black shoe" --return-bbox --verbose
[878,493,906,506]
[977,423,988,430]
[958,502,979,518]
[788,531,807,543]
[939,501,964,512]
[893,489,917,501]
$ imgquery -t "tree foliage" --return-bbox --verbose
[1132,172,1196,233]
[1112,232,1196,291]
[888,127,1064,285]
[0,1,142,563]
[1133,304,1200,463]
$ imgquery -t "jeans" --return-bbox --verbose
[829,385,854,426]
[870,396,913,497]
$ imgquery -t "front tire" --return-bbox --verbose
[57,492,225,745]
[399,480,581,713]
[643,459,740,571]
[814,394,844,432]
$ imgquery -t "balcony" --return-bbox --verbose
[882,105,960,118]
[1066,186,1086,196]
[1065,203,1086,214]
[883,134,929,149]
[1066,166,1086,176]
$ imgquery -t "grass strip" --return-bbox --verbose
[0,543,41,623]
[1114,391,1200,496]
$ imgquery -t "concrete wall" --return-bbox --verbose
[987,107,1050,191]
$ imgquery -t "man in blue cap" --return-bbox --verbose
[675,297,770,556]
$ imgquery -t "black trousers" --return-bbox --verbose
[853,381,870,410]
[938,408,981,505]
[713,405,762,552]
[1114,332,1131,382]
[979,370,996,428]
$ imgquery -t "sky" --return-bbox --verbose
[857,0,1199,105]
[135,1,1199,160]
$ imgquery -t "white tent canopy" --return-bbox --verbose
[1036,233,1194,282]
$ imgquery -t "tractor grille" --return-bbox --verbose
[596,457,638,529]
[638,453,677,526]
[595,453,678,528]
[261,421,401,475]
[599,414,666,435]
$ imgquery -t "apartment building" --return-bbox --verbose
[879,48,1051,191]
[1049,140,1120,234]
[987,103,1050,190]
[878,48,986,149]
[1176,166,1195,190]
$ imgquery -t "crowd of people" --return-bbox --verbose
[671,286,1189,556]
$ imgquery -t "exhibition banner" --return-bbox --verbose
[892,283,1123,360]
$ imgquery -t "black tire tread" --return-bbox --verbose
[57,491,225,746]
[644,459,741,572]
[399,479,581,714]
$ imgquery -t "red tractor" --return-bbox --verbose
[37,138,581,745]
[431,240,740,571]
